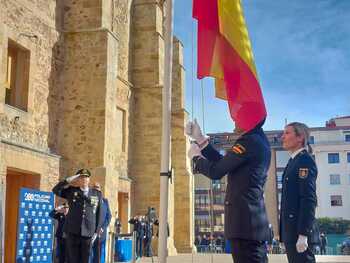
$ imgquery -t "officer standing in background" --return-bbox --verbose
[90,182,111,263]
[52,169,104,263]
[186,119,271,263]
[49,203,69,263]
[279,122,317,263]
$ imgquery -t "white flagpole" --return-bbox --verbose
[158,0,174,262]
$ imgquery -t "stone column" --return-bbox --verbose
[130,0,177,255]
[172,38,194,252]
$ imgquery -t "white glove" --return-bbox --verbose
[65,174,80,183]
[91,233,97,244]
[187,143,202,160]
[185,119,207,145]
[56,205,64,210]
[296,235,308,253]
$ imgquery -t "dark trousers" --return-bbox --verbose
[285,243,316,263]
[90,237,101,263]
[144,237,152,257]
[57,237,67,263]
[136,235,143,257]
[66,234,92,263]
[321,246,326,255]
[230,238,268,263]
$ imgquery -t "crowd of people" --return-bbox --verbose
[128,208,159,259]
[194,235,225,253]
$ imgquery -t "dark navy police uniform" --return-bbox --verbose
[193,123,271,263]
[279,149,317,263]
[49,209,67,263]
[53,179,103,263]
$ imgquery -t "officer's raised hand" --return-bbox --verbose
[296,235,308,253]
[65,174,80,183]
[185,118,208,146]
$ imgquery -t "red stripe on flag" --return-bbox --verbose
[218,34,266,131]
[193,0,267,131]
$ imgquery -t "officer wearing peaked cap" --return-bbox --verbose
[280,122,317,263]
[186,119,271,263]
[52,169,103,263]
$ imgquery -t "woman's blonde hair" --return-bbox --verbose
[286,122,312,152]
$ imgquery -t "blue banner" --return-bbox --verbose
[16,188,54,263]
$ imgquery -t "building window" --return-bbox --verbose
[347,152,350,163]
[309,136,315,144]
[276,171,283,190]
[345,134,350,142]
[330,195,342,206]
[116,107,126,152]
[5,40,30,111]
[212,137,221,144]
[328,153,340,164]
[330,174,341,185]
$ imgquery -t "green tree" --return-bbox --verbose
[317,217,350,234]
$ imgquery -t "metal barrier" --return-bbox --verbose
[195,245,225,253]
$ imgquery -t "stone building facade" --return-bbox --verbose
[0,0,193,261]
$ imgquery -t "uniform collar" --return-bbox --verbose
[290,147,306,159]
[80,187,89,196]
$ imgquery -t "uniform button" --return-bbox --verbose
[82,215,85,218]
[83,210,86,213]
[289,214,294,218]
[225,201,229,205]
[286,178,289,181]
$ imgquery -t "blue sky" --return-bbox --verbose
[174,0,350,133]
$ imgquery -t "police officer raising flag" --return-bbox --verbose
[52,169,103,263]
[186,119,271,263]
[280,122,318,263]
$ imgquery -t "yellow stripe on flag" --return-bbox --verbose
[217,0,258,78]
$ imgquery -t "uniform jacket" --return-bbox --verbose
[49,210,66,238]
[279,149,317,244]
[52,180,104,237]
[193,125,271,241]
[99,198,112,241]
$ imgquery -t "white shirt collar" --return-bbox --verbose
[290,147,306,159]
[80,187,89,196]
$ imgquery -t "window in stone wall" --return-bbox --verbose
[116,107,126,152]
[5,39,30,111]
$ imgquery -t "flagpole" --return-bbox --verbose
[158,0,174,262]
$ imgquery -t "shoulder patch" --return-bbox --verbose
[231,143,246,154]
[299,168,309,179]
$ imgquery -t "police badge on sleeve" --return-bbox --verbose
[299,168,309,179]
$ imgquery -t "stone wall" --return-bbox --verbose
[172,38,194,253]
[0,0,63,185]
[0,0,63,153]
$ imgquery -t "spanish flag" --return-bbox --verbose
[193,0,267,131]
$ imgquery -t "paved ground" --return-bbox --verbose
[138,254,350,263]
